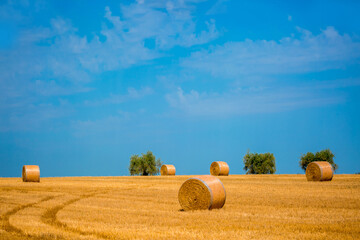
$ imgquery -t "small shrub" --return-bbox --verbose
[129,151,162,176]
[243,151,276,174]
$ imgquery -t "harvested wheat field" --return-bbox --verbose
[0,175,359,240]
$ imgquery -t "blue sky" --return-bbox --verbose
[1,0,360,177]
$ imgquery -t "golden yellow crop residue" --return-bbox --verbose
[0,175,359,240]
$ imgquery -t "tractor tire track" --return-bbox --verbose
[0,195,56,237]
[41,191,113,239]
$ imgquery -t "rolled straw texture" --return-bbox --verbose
[160,164,176,176]
[178,175,226,211]
[22,165,40,182]
[306,161,333,181]
[210,161,229,176]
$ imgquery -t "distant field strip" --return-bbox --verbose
[0,175,359,240]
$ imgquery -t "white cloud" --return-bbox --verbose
[206,0,229,15]
[182,27,360,78]
[71,110,144,138]
[0,0,25,21]
[84,87,154,106]
[72,116,126,135]
[0,1,218,131]
[165,78,360,117]
[1,2,218,91]
[33,80,92,96]
[0,100,74,132]
[115,1,218,49]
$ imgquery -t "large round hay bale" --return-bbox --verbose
[178,175,226,211]
[306,161,333,181]
[160,164,176,176]
[22,165,40,182]
[210,161,229,176]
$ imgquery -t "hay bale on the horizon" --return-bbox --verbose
[160,164,176,176]
[178,175,226,211]
[210,161,229,176]
[306,161,333,181]
[22,165,40,182]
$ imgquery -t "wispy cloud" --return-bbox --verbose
[33,80,92,97]
[165,78,360,117]
[0,99,73,132]
[3,2,218,82]
[1,1,218,94]
[0,0,27,21]
[171,26,360,117]
[72,116,127,136]
[115,2,218,49]
[71,109,146,138]
[84,87,154,106]
[0,1,218,131]
[206,0,229,15]
[182,27,360,78]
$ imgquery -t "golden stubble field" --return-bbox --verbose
[0,175,359,240]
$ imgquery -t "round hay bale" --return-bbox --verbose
[160,164,176,176]
[22,165,40,182]
[306,161,333,181]
[178,175,226,211]
[210,161,229,176]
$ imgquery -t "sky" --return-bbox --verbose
[1,0,360,177]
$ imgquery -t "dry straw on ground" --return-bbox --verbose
[306,161,333,181]
[210,161,229,176]
[160,165,176,176]
[1,175,359,239]
[178,175,226,211]
[22,165,40,182]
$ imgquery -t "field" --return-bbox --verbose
[0,175,359,240]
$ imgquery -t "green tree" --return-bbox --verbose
[299,149,337,172]
[129,151,162,176]
[243,151,276,174]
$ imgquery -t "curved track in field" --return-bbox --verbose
[0,195,56,239]
[1,186,139,240]
[41,191,113,239]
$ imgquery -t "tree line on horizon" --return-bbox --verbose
[128,149,337,176]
